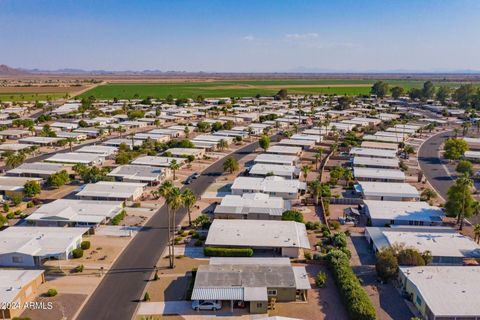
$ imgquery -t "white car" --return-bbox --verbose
[192,300,222,311]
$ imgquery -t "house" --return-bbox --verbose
[165,148,205,158]
[50,122,79,131]
[0,129,31,140]
[365,226,480,264]
[363,134,403,144]
[214,193,291,220]
[45,152,104,165]
[132,156,186,167]
[463,137,480,150]
[56,131,88,141]
[353,156,399,169]
[76,181,146,201]
[0,143,35,152]
[7,162,64,179]
[76,145,118,158]
[290,134,322,143]
[249,163,300,179]
[0,270,45,319]
[102,138,143,149]
[277,139,315,150]
[107,165,167,185]
[463,150,480,162]
[398,266,480,319]
[133,133,170,143]
[191,258,311,314]
[266,145,302,156]
[349,147,397,159]
[0,226,87,267]
[360,141,398,151]
[355,181,420,201]
[353,167,405,182]
[254,154,299,166]
[19,136,62,146]
[205,220,310,258]
[0,176,43,199]
[25,199,124,227]
[231,176,306,200]
[363,200,444,227]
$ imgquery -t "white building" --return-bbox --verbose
[231,176,306,200]
[353,167,405,182]
[249,163,300,179]
[356,181,420,201]
[254,154,298,166]
[76,181,146,201]
[45,152,104,165]
[107,165,167,184]
[214,193,290,220]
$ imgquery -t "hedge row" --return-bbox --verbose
[204,247,253,257]
[111,210,126,225]
[327,250,376,320]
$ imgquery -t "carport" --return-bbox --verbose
[191,287,243,312]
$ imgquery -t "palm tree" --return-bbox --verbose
[169,160,180,180]
[158,181,174,261]
[474,224,480,244]
[129,133,135,149]
[462,122,472,136]
[314,148,323,170]
[457,175,473,230]
[301,165,311,182]
[308,180,322,205]
[5,152,26,169]
[217,139,228,151]
[166,187,184,268]
[66,137,75,152]
[182,188,197,226]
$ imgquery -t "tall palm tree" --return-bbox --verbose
[182,188,197,226]
[166,187,184,268]
[217,139,228,151]
[169,160,180,180]
[66,137,75,152]
[301,165,311,182]
[158,181,174,262]
[308,180,322,205]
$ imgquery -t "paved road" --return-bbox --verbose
[418,130,455,200]
[76,138,272,320]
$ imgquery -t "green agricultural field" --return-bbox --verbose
[0,93,64,102]
[80,79,475,100]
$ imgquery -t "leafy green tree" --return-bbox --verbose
[223,156,239,174]
[390,86,405,99]
[336,96,353,110]
[259,135,270,151]
[281,210,304,222]
[456,160,474,176]
[47,170,70,188]
[371,81,389,98]
[308,180,323,205]
[421,81,435,100]
[376,248,398,281]
[453,84,476,108]
[5,152,26,169]
[196,121,211,133]
[275,89,288,100]
[301,165,311,182]
[409,88,423,100]
[217,139,228,151]
[436,86,451,104]
[24,180,41,198]
[443,138,468,160]
[329,165,344,185]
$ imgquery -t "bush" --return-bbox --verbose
[332,232,347,248]
[194,239,203,247]
[304,251,312,260]
[329,220,340,230]
[316,271,327,288]
[204,247,253,257]
[191,232,199,239]
[111,210,126,225]
[72,248,84,259]
[81,241,91,250]
[305,221,321,230]
[75,265,84,273]
[281,210,304,223]
[143,291,150,301]
[327,250,376,320]
[6,212,14,219]
[27,201,34,208]
[0,214,7,226]
[46,288,58,297]
[132,202,141,208]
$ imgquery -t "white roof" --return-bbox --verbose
[363,134,403,143]
[0,226,87,257]
[400,266,480,317]
[7,162,64,176]
[277,139,315,147]
[77,181,146,199]
[166,148,204,156]
[354,167,405,181]
[249,163,299,177]
[45,152,103,164]
[353,156,399,168]
[206,219,310,249]
[0,143,34,151]
[358,181,420,198]
[361,141,398,151]
[254,153,298,165]
[26,199,123,224]
[231,176,306,194]
[0,269,45,305]
[214,193,289,217]
[365,200,444,223]
[267,145,302,155]
[349,147,397,158]
[76,145,118,156]
[0,176,42,191]
[132,156,186,167]
[108,165,163,182]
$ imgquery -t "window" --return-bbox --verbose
[256,303,263,308]
[12,256,23,263]
[416,295,422,306]
[267,289,277,296]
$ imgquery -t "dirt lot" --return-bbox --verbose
[20,293,87,320]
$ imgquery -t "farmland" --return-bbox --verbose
[79,79,477,100]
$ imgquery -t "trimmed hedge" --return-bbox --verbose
[111,210,126,225]
[80,241,91,250]
[327,250,376,320]
[204,247,253,257]
[72,248,84,259]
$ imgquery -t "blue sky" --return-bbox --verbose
[1,0,479,72]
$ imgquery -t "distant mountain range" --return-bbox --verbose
[1,64,480,78]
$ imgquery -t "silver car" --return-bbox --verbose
[192,300,222,311]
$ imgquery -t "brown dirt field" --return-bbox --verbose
[0,85,90,94]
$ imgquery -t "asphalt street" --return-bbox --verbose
[76,137,273,320]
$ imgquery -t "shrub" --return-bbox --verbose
[304,251,312,260]
[305,221,321,230]
[332,232,347,248]
[72,248,84,259]
[81,241,91,250]
[194,239,203,247]
[327,250,376,320]
[191,232,199,239]
[3,203,9,212]
[46,288,58,297]
[315,271,327,288]
[281,210,304,223]
[111,210,126,225]
[143,291,150,301]
[204,247,253,257]
[174,236,182,244]
[6,212,14,219]
[132,202,141,208]
[198,235,207,241]
[329,220,340,230]
[75,265,84,273]
[11,195,22,206]
[27,201,34,208]
[0,214,7,226]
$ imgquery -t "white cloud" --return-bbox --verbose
[285,33,319,40]
[243,35,255,41]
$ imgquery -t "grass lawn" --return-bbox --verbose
[80,79,478,100]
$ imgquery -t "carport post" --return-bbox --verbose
[231,300,233,313]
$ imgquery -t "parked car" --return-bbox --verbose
[192,300,222,311]
[192,172,201,179]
